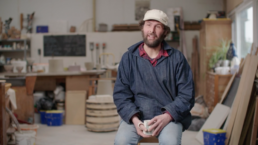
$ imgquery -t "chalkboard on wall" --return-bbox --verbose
[44,35,86,56]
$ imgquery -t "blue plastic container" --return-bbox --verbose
[40,110,47,124]
[203,129,226,145]
[45,110,64,126]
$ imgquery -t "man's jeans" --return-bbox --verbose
[114,120,182,145]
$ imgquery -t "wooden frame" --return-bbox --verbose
[251,96,258,145]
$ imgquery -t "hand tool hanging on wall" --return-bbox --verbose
[90,42,94,66]
[4,18,12,35]
[96,43,99,66]
[20,13,23,31]
[27,12,35,33]
[102,43,106,67]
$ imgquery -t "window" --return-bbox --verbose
[237,6,253,58]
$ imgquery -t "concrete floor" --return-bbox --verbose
[35,124,202,145]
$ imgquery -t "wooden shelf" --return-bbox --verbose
[0,39,30,42]
[0,49,29,52]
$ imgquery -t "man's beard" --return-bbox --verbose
[142,31,165,48]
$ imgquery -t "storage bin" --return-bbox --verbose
[46,110,64,126]
[203,129,226,145]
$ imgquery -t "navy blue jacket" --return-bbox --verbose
[113,40,195,131]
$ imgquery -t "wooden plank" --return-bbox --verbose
[65,91,86,125]
[245,117,253,145]
[196,103,230,144]
[251,96,258,145]
[0,83,6,145]
[239,89,256,145]
[229,55,258,145]
[237,57,246,76]
[25,76,37,95]
[220,73,236,103]
[225,54,251,145]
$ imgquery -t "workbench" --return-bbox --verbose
[0,70,105,123]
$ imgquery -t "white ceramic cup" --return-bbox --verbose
[143,120,153,135]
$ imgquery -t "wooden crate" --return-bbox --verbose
[206,72,232,113]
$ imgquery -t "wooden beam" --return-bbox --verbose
[229,55,258,145]
[225,54,251,145]
[239,89,256,145]
[251,96,258,145]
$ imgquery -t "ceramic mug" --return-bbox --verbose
[143,120,153,135]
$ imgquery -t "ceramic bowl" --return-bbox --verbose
[16,66,24,73]
[4,65,13,72]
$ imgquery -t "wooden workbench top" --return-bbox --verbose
[0,70,106,77]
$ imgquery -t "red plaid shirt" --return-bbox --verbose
[138,43,168,66]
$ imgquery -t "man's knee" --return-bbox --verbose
[114,136,131,145]
[114,135,139,145]
[158,122,182,145]
[159,136,181,145]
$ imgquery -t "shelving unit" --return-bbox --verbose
[0,39,30,61]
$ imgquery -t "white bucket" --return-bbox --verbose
[15,131,36,145]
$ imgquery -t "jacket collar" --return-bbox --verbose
[128,40,174,57]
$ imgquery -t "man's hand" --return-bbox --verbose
[132,115,152,138]
[147,113,172,136]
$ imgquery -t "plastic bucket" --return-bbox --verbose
[15,131,36,145]
[13,124,39,135]
[46,110,64,126]
[20,124,39,134]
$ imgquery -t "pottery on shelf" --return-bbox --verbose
[16,66,24,73]
[4,65,13,72]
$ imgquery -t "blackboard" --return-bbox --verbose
[44,35,86,56]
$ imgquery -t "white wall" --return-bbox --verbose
[0,0,224,32]
[0,0,220,69]
[30,31,201,69]
[30,32,142,68]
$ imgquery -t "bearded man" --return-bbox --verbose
[113,9,195,145]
